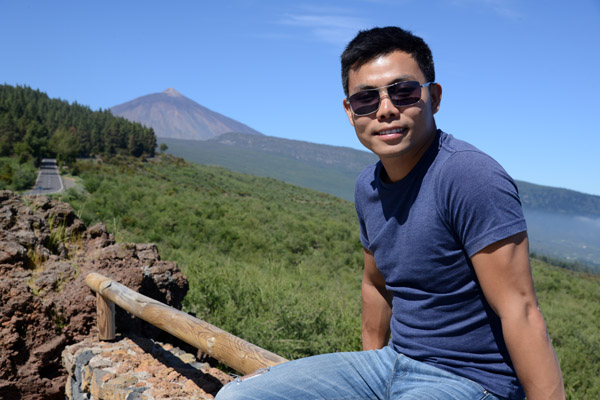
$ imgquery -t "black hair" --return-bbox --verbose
[341,26,435,97]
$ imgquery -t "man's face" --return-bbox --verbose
[343,51,441,171]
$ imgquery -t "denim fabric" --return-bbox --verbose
[215,346,507,400]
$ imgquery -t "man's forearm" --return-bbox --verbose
[471,233,565,399]
[361,281,392,350]
[361,248,392,350]
[502,306,565,400]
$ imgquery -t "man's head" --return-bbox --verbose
[341,27,435,98]
[341,27,442,181]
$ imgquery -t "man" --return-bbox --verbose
[216,26,564,400]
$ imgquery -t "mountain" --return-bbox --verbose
[110,88,263,140]
[160,133,600,271]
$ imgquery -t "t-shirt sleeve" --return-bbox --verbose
[355,181,371,250]
[436,150,527,257]
[355,164,379,250]
[356,204,370,249]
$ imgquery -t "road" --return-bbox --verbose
[25,158,64,195]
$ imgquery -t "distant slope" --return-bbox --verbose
[517,183,600,270]
[160,132,600,271]
[524,209,600,269]
[160,133,378,201]
[111,88,263,140]
[518,180,600,217]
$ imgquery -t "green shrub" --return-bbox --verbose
[0,157,37,191]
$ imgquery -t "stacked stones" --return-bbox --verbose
[62,336,232,400]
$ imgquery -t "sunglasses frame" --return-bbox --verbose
[347,81,435,116]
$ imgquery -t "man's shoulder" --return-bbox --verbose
[437,131,503,172]
[438,131,487,157]
[434,132,517,203]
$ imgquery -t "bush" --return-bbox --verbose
[0,157,37,191]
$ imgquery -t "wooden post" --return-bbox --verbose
[96,291,115,340]
[85,272,288,375]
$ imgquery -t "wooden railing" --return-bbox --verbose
[85,272,288,375]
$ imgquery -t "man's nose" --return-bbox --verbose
[376,91,399,118]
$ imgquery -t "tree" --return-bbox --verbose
[159,143,168,153]
[0,114,18,156]
[0,84,156,159]
[13,141,30,177]
[49,126,80,165]
[24,120,48,165]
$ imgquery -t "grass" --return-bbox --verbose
[57,155,600,399]
[59,155,363,359]
[532,259,600,399]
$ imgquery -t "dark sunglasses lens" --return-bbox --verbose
[349,91,379,115]
[389,81,422,107]
[349,81,425,115]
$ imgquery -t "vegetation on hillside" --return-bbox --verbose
[60,155,364,359]
[57,155,599,399]
[162,135,600,271]
[0,84,156,167]
[0,156,37,191]
[531,260,600,399]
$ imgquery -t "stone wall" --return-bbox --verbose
[62,336,233,400]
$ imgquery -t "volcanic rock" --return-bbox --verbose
[0,190,191,400]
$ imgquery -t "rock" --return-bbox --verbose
[0,241,27,264]
[0,191,192,400]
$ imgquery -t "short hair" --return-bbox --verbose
[341,26,435,97]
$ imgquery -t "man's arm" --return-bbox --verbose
[361,247,393,350]
[471,231,565,400]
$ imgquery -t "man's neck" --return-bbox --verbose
[379,129,438,183]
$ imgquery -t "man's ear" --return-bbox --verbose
[430,83,442,115]
[343,98,356,127]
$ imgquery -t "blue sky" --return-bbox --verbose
[2,0,599,195]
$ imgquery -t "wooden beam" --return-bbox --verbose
[85,272,288,375]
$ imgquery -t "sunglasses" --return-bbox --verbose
[347,81,435,116]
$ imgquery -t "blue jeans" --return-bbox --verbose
[215,346,504,399]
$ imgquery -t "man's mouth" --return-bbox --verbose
[376,127,406,136]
